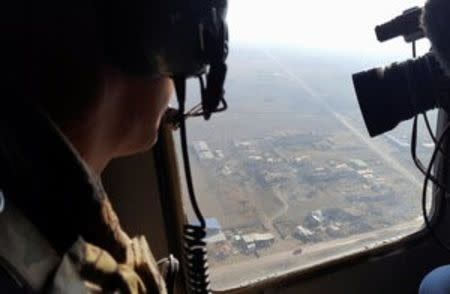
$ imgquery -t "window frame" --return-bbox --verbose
[154,108,448,294]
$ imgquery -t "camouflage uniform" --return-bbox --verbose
[0,102,167,293]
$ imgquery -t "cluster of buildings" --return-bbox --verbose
[192,141,224,161]
[199,218,276,260]
[229,136,384,191]
[191,134,398,261]
[293,156,391,194]
[234,233,275,254]
[294,208,370,243]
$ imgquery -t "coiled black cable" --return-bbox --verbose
[183,225,210,293]
[174,77,211,294]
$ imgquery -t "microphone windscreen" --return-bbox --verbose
[423,0,450,75]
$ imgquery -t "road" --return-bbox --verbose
[263,50,423,189]
[269,186,289,222]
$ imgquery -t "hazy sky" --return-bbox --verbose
[228,0,430,56]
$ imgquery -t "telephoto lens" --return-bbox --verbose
[352,52,450,137]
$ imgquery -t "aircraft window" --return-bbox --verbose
[175,0,434,290]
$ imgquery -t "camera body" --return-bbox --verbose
[352,4,450,137]
[353,52,450,137]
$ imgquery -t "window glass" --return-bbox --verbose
[175,0,434,290]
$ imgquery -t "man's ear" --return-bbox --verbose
[423,0,450,75]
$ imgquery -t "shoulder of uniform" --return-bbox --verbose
[51,238,148,293]
[0,194,60,292]
[127,236,167,294]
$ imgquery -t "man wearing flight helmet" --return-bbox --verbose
[420,0,450,291]
[0,0,228,293]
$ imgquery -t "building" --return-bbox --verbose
[295,225,315,241]
[215,149,225,159]
[249,155,263,161]
[193,141,215,160]
[263,171,285,185]
[245,242,256,254]
[221,165,232,176]
[205,232,227,244]
[349,159,369,170]
[205,232,231,260]
[241,233,275,250]
[326,223,342,238]
[252,233,275,248]
[305,210,325,228]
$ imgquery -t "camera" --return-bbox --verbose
[352,7,450,137]
[353,52,450,137]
